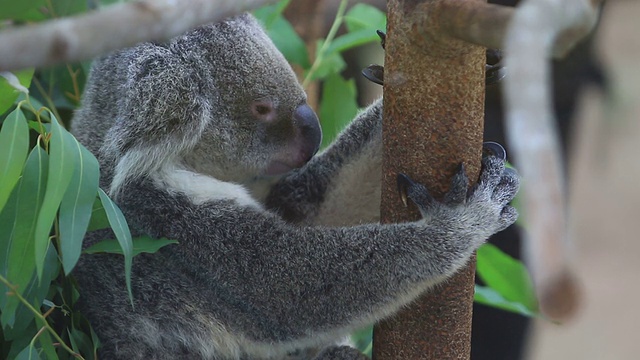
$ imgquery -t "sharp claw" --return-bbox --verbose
[485,48,505,85]
[397,173,413,207]
[482,141,507,160]
[362,65,384,86]
[486,48,503,66]
[376,30,386,50]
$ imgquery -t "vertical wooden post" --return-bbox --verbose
[372,0,486,358]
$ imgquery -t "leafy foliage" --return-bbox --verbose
[0,3,173,358]
[475,243,539,316]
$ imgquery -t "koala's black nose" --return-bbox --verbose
[294,104,322,158]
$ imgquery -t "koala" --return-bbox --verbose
[71,13,519,360]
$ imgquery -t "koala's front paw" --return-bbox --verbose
[469,143,520,233]
[397,142,519,235]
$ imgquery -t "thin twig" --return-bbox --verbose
[301,0,348,89]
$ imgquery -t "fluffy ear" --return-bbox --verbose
[101,44,212,196]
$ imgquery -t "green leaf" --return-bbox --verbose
[68,327,94,356]
[51,0,87,17]
[253,0,292,29]
[3,321,35,358]
[2,243,58,332]
[39,64,87,108]
[474,285,538,317]
[344,4,386,33]
[34,316,58,360]
[85,236,178,257]
[6,147,49,302]
[0,69,34,114]
[306,41,346,82]
[319,73,359,148]
[59,140,100,274]
[0,185,19,306]
[351,326,373,357]
[34,115,77,279]
[326,29,382,55]
[0,0,47,21]
[97,188,134,303]
[0,108,29,211]
[86,195,110,232]
[13,342,41,360]
[476,243,538,311]
[266,17,310,69]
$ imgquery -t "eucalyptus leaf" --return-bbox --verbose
[306,41,346,82]
[0,108,29,211]
[319,73,359,148]
[97,189,134,303]
[13,342,41,360]
[2,243,58,334]
[6,147,49,303]
[0,0,46,21]
[34,316,58,360]
[253,0,292,29]
[85,237,178,257]
[344,4,386,32]
[34,115,77,279]
[86,195,110,232]
[51,0,88,17]
[475,285,538,317]
[265,17,310,69]
[326,29,382,55]
[59,140,100,275]
[476,243,538,311]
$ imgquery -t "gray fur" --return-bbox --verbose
[71,13,519,360]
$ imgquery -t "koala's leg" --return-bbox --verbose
[313,346,369,360]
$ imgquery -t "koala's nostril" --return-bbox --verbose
[251,100,276,122]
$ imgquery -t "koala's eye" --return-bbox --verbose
[251,100,277,123]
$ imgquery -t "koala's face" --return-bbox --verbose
[177,14,322,183]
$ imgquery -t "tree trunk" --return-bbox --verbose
[373,0,486,358]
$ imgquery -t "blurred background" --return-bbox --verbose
[528,1,640,359]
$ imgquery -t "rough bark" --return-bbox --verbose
[372,0,486,358]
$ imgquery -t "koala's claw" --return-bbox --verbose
[397,173,434,211]
[362,65,384,86]
[486,48,506,85]
[482,141,506,160]
[377,30,386,50]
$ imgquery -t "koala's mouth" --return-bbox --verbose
[264,156,310,176]
[264,145,317,176]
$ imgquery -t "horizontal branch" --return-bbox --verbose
[0,0,279,72]
[413,0,602,58]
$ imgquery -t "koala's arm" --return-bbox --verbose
[116,155,517,348]
[266,99,383,225]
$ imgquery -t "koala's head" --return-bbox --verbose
[100,14,321,194]
[170,14,322,183]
